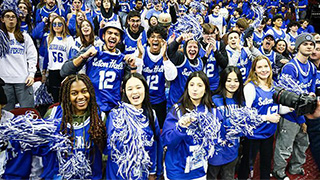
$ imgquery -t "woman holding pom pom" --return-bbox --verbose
[41,74,106,179]
[162,71,223,180]
[105,73,162,180]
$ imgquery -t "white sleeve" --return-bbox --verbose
[244,83,256,108]
[25,33,38,78]
[163,60,177,81]
[136,57,143,74]
[66,36,75,56]
[279,104,292,115]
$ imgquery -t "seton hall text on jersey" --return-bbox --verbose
[92,59,124,69]
[258,97,273,106]
[182,68,192,76]
[142,65,164,73]
[49,44,67,52]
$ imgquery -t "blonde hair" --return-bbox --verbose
[245,55,273,88]
[48,16,69,46]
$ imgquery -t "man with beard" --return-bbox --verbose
[166,33,204,109]
[121,10,147,55]
[273,33,317,180]
[225,31,261,81]
[306,37,320,171]
[136,25,177,128]
[60,21,135,114]
[259,34,289,81]
[35,0,65,25]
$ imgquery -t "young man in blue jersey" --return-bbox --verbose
[266,14,286,41]
[225,31,261,81]
[259,34,289,81]
[285,21,300,54]
[166,32,208,109]
[35,0,65,25]
[120,10,147,55]
[273,33,317,180]
[306,38,320,171]
[60,21,136,113]
[205,4,227,37]
[136,25,177,128]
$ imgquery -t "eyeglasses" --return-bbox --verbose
[52,22,63,27]
[4,15,16,19]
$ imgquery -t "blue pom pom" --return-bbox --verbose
[0,29,9,57]
[35,84,54,106]
[174,14,203,40]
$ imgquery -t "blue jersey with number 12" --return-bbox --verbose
[142,47,166,104]
[86,48,125,112]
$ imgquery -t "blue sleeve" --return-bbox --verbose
[145,10,153,20]
[155,117,163,178]
[307,25,315,33]
[161,109,188,149]
[223,17,227,26]
[43,40,49,70]
[32,21,45,39]
[68,14,77,37]
[204,16,209,23]
[148,115,163,177]
[35,9,42,25]
[281,63,297,78]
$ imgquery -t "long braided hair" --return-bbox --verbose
[59,74,106,152]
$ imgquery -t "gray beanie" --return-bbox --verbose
[295,33,316,51]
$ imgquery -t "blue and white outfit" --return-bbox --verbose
[205,14,227,37]
[162,104,222,180]
[105,103,162,179]
[35,6,65,25]
[273,57,317,177]
[266,27,286,41]
[40,105,103,179]
[122,28,147,55]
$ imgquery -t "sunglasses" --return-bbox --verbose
[52,22,63,27]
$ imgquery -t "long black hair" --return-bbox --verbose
[213,66,245,107]
[178,71,213,115]
[122,73,157,138]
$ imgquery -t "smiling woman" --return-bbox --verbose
[105,73,161,179]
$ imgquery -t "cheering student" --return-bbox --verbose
[238,55,291,180]
[136,25,177,128]
[209,66,245,180]
[162,71,223,179]
[60,20,135,114]
[41,74,106,179]
[105,73,161,179]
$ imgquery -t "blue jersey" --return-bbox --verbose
[167,58,203,109]
[162,104,222,179]
[210,95,240,166]
[86,48,125,112]
[247,82,279,139]
[142,47,166,104]
[259,47,278,81]
[119,1,131,13]
[105,103,162,179]
[199,46,220,91]
[226,48,252,81]
[253,31,265,47]
[97,13,119,24]
[35,6,65,25]
[270,28,286,41]
[316,69,320,95]
[122,28,147,55]
[41,106,103,179]
[280,58,317,124]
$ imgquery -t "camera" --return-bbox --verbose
[273,87,317,116]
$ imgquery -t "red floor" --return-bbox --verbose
[252,148,320,180]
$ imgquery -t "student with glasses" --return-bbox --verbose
[0,10,37,111]
[42,16,75,103]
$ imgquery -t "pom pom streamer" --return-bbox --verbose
[189,1,205,12]
[250,2,265,29]
[0,111,93,179]
[0,0,23,16]
[57,150,92,179]
[275,74,309,94]
[174,14,203,40]
[0,111,70,151]
[34,84,54,106]
[108,103,154,179]
[183,109,221,159]
[0,29,9,58]
[226,107,265,139]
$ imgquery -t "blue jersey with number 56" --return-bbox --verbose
[86,48,125,112]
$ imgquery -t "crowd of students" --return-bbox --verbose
[0,0,319,179]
